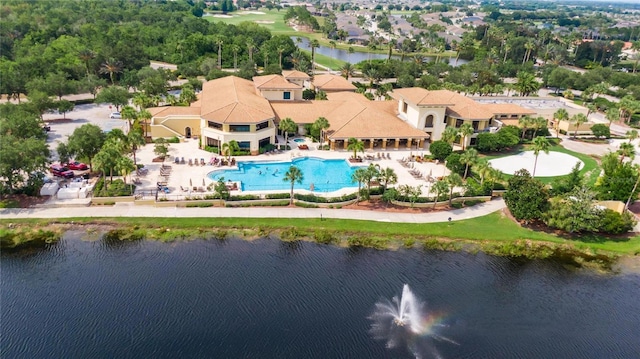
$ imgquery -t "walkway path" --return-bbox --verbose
[0,199,506,224]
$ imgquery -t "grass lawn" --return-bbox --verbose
[299,49,346,70]
[204,9,455,57]
[4,212,639,255]
[482,142,600,185]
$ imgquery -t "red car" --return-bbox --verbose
[65,161,89,171]
[50,165,74,178]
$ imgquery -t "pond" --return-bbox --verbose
[293,37,468,67]
[2,234,639,359]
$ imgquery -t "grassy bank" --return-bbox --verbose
[2,213,638,269]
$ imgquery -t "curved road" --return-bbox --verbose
[0,198,506,224]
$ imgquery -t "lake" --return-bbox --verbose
[2,232,639,359]
[293,37,467,67]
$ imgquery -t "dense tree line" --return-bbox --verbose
[0,0,298,101]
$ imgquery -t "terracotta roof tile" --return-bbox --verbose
[200,76,275,124]
[252,74,302,90]
[312,74,357,91]
[147,106,201,117]
[391,88,457,106]
[282,70,310,79]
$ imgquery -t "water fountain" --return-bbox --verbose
[369,284,456,359]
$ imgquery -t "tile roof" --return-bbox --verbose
[312,74,357,91]
[200,76,275,124]
[252,74,302,90]
[271,92,428,140]
[391,88,457,106]
[281,70,310,80]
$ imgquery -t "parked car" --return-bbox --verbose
[64,161,89,171]
[109,112,121,119]
[50,164,74,178]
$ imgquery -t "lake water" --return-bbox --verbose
[293,37,467,67]
[2,233,640,359]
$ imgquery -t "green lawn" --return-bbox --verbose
[4,212,639,255]
[299,49,346,70]
[482,142,600,185]
[205,9,455,58]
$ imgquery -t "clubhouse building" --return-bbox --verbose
[147,73,534,154]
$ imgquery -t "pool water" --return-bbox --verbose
[208,157,359,192]
[293,138,306,143]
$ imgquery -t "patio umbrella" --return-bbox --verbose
[202,178,206,186]
[189,178,192,187]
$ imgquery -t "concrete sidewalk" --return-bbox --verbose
[0,199,506,224]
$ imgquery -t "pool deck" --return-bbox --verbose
[133,137,451,201]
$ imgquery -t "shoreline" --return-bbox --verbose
[2,215,638,272]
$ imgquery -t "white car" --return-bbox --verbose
[109,112,121,119]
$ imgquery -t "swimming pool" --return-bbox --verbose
[207,157,360,192]
[293,138,306,143]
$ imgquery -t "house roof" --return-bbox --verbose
[200,76,275,124]
[312,74,357,91]
[281,70,310,80]
[393,88,533,120]
[391,88,457,107]
[252,74,302,90]
[271,92,428,140]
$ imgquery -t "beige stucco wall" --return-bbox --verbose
[558,120,594,134]
[150,116,201,138]
[596,200,625,214]
[260,89,302,101]
[201,126,276,154]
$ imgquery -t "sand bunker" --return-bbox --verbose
[255,20,275,24]
[213,14,233,18]
[489,151,584,177]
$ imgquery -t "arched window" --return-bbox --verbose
[425,115,434,127]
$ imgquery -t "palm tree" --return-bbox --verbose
[458,123,474,150]
[120,105,138,131]
[531,136,550,177]
[523,39,535,64]
[606,106,620,128]
[432,179,449,209]
[116,156,135,188]
[351,167,368,204]
[530,116,548,138]
[364,164,380,194]
[347,137,365,159]
[215,37,224,69]
[376,167,397,192]
[138,109,152,139]
[231,44,240,71]
[631,41,640,73]
[283,165,303,205]
[519,115,534,141]
[626,129,639,144]
[554,108,569,137]
[247,39,255,63]
[570,113,588,138]
[460,148,478,179]
[446,173,463,206]
[277,46,285,69]
[340,62,354,80]
[618,142,636,163]
[78,49,96,75]
[514,71,539,96]
[474,160,493,185]
[310,39,319,74]
[278,117,297,149]
[312,117,330,149]
[441,126,459,145]
[363,67,380,89]
[127,128,146,168]
[100,58,123,85]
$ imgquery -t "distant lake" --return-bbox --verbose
[293,37,468,67]
[2,233,639,358]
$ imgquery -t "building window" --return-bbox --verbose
[472,121,479,131]
[402,101,408,113]
[425,115,434,127]
[237,141,251,149]
[208,121,222,130]
[258,137,271,148]
[455,119,464,128]
[206,137,220,147]
[229,125,250,132]
[283,92,291,100]
[256,121,269,130]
